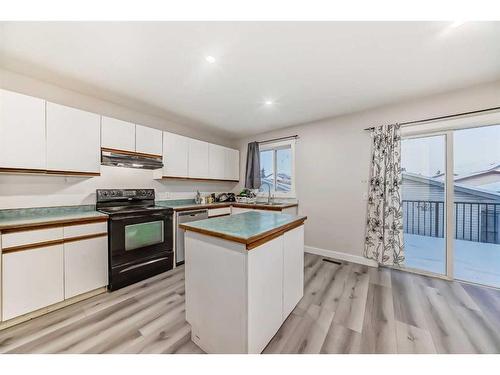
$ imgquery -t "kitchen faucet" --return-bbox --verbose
[261,182,273,204]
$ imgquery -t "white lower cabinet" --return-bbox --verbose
[1,222,108,322]
[2,245,64,321]
[64,236,108,299]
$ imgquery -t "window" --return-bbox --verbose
[258,139,296,197]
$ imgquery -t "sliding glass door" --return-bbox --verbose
[400,123,500,288]
[401,134,447,276]
[453,125,500,288]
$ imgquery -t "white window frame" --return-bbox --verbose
[258,139,296,198]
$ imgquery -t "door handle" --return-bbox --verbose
[119,257,169,273]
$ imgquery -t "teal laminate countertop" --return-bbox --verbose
[156,199,298,212]
[0,205,108,231]
[179,211,306,247]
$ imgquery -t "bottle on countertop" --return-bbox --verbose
[195,190,202,204]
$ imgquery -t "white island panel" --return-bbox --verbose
[184,221,305,354]
[247,236,284,353]
[185,232,248,354]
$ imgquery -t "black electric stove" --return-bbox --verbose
[96,189,174,291]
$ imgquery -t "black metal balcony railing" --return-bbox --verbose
[402,200,500,244]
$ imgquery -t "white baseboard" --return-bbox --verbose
[305,245,378,268]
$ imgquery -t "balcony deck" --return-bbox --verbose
[404,233,500,288]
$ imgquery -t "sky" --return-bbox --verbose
[401,124,500,177]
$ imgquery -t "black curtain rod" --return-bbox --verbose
[363,105,500,131]
[257,135,299,144]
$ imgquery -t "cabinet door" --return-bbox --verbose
[282,225,304,320]
[225,148,240,181]
[64,236,108,299]
[136,124,162,156]
[209,144,226,180]
[163,131,189,177]
[188,138,209,178]
[0,89,46,170]
[2,245,64,320]
[46,102,101,173]
[101,116,135,152]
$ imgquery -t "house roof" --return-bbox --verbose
[402,172,500,201]
[430,163,500,181]
[454,163,500,181]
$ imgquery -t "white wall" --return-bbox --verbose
[0,166,236,209]
[234,79,500,262]
[0,69,237,209]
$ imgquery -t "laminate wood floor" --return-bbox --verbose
[1,253,500,354]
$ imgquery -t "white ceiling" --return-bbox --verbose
[1,21,500,139]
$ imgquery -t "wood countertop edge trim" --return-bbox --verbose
[2,232,108,253]
[172,203,232,212]
[246,219,306,250]
[179,217,307,250]
[0,167,100,177]
[170,202,298,212]
[0,216,108,233]
[232,203,299,211]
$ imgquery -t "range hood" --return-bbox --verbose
[101,148,163,170]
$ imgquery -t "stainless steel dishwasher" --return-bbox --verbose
[176,209,208,265]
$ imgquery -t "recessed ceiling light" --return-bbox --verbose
[264,100,274,106]
[205,56,216,63]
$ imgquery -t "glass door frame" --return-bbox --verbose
[399,130,455,281]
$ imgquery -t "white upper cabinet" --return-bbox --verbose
[135,124,162,156]
[46,102,101,173]
[0,89,46,170]
[188,138,209,178]
[209,143,226,180]
[162,131,189,177]
[225,147,240,181]
[101,116,135,152]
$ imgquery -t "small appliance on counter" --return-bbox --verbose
[96,188,174,291]
[216,192,236,202]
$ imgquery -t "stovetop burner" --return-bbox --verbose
[97,205,171,215]
[95,189,172,216]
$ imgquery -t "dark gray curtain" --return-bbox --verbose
[245,142,261,189]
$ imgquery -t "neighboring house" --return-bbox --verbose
[402,172,500,203]
[401,172,500,243]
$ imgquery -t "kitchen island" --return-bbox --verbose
[180,211,306,354]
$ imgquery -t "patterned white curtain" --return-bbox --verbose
[364,124,405,266]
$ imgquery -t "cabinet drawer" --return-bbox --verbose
[208,207,231,217]
[63,221,107,239]
[2,227,63,249]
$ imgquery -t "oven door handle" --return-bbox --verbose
[119,257,169,273]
